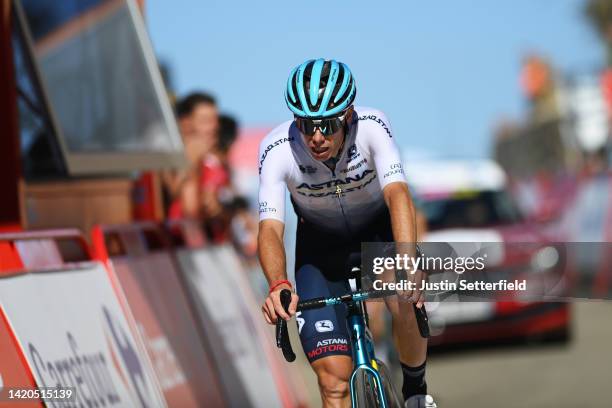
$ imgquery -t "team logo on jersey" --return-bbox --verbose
[295,169,377,197]
[298,164,317,174]
[346,144,361,163]
[315,320,334,333]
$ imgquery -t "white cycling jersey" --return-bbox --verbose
[258,107,407,235]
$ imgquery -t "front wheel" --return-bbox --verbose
[376,360,403,408]
[353,369,381,408]
[352,363,404,408]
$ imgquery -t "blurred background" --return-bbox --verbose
[1,0,611,407]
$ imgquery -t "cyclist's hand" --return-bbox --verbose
[397,268,426,308]
[262,285,299,324]
[415,286,425,309]
[412,269,426,309]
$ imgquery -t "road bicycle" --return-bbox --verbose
[276,260,430,407]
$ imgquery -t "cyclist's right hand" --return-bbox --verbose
[262,285,299,325]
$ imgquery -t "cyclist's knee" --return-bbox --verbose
[311,356,352,401]
[386,298,419,329]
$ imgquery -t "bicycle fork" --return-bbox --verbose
[348,305,390,407]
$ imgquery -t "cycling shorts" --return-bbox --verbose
[294,210,393,363]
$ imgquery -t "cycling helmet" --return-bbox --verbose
[285,58,356,118]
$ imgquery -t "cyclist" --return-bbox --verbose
[258,58,437,408]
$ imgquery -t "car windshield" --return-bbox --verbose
[422,190,523,230]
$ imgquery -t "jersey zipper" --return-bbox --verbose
[329,167,353,237]
[306,127,355,236]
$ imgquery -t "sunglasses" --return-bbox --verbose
[294,112,349,137]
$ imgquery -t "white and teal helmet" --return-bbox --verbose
[285,58,356,118]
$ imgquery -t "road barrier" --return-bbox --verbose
[0,225,309,408]
[92,222,228,407]
[0,230,167,408]
[170,220,308,408]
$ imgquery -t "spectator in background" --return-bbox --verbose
[218,115,239,161]
[162,93,257,254]
[178,92,219,153]
[162,92,219,220]
[200,114,239,242]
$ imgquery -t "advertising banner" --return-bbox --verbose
[212,245,309,407]
[0,264,167,408]
[110,253,227,407]
[176,247,284,408]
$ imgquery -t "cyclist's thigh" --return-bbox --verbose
[295,264,352,364]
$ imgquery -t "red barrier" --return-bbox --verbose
[0,230,167,407]
[92,222,228,407]
[0,305,42,407]
[0,241,23,272]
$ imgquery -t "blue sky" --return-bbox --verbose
[146,0,604,158]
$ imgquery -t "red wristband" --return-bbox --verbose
[269,279,292,294]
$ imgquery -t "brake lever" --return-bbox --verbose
[275,289,296,362]
[396,267,430,339]
[413,303,430,338]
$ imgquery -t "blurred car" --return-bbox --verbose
[405,158,571,348]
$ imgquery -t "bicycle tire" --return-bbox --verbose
[353,369,383,408]
[376,359,403,408]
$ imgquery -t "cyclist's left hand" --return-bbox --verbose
[396,268,426,308]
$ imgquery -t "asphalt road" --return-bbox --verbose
[292,301,612,407]
[428,301,612,408]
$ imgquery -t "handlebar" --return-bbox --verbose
[275,289,296,362]
[275,286,429,363]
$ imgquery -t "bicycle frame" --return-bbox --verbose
[276,286,427,407]
[347,300,391,407]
